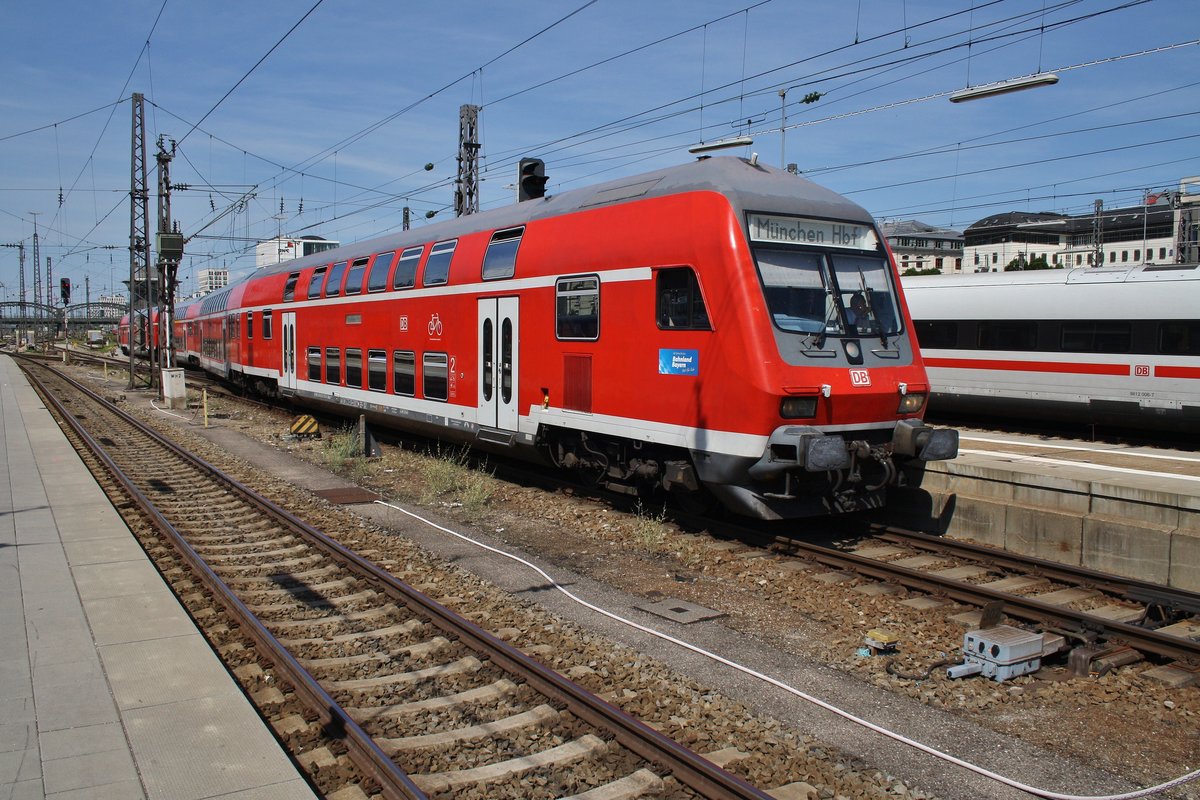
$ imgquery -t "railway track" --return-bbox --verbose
[743,523,1200,668]
[21,357,774,800]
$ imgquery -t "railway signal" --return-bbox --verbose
[60,277,70,305]
[517,158,547,202]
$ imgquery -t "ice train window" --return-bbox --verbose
[915,320,958,349]
[656,267,711,330]
[978,321,1037,351]
[1159,322,1200,355]
[1061,322,1130,354]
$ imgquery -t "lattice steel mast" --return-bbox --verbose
[455,104,481,217]
[129,92,152,389]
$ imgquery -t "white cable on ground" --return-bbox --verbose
[374,498,1199,800]
[150,399,192,421]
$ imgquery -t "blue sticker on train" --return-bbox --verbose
[658,349,699,375]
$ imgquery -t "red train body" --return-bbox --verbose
[172,157,956,519]
[118,308,161,357]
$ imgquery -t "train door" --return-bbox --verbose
[280,311,298,394]
[477,297,520,433]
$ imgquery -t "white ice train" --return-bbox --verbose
[901,264,1200,433]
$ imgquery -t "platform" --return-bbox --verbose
[892,428,1200,592]
[0,355,315,800]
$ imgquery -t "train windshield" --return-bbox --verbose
[828,253,902,337]
[754,247,901,340]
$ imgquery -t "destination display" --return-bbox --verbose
[747,213,878,251]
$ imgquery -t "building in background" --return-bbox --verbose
[197,268,229,294]
[255,235,339,269]
[879,220,964,274]
[892,176,1198,276]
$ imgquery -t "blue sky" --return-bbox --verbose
[2,0,1197,300]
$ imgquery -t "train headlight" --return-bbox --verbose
[780,396,818,419]
[897,392,926,414]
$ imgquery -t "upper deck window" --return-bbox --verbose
[423,240,456,286]
[324,261,347,297]
[344,257,368,295]
[482,227,523,280]
[306,266,327,300]
[368,251,396,292]
[393,246,423,289]
[283,271,300,302]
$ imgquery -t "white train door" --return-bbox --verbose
[477,297,520,433]
[280,311,298,394]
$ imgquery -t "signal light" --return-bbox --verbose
[60,277,71,305]
[518,158,547,202]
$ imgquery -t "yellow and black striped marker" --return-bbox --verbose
[290,414,320,438]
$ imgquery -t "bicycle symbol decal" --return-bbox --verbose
[428,313,443,337]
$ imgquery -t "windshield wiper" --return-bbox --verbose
[856,269,888,348]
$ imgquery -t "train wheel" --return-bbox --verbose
[669,486,720,518]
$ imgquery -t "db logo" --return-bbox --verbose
[850,369,871,387]
[1134,364,1150,377]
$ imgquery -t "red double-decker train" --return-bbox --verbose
[171,156,956,519]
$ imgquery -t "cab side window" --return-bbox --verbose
[656,267,711,330]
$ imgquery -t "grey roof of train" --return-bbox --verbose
[243,156,874,282]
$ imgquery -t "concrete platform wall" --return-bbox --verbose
[888,463,1200,593]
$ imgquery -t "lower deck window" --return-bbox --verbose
[307,347,322,382]
[423,352,448,401]
[346,348,363,388]
[393,350,416,396]
[368,349,387,391]
[325,347,341,384]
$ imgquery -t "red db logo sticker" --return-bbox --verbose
[850,369,871,387]
[1134,365,1150,377]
